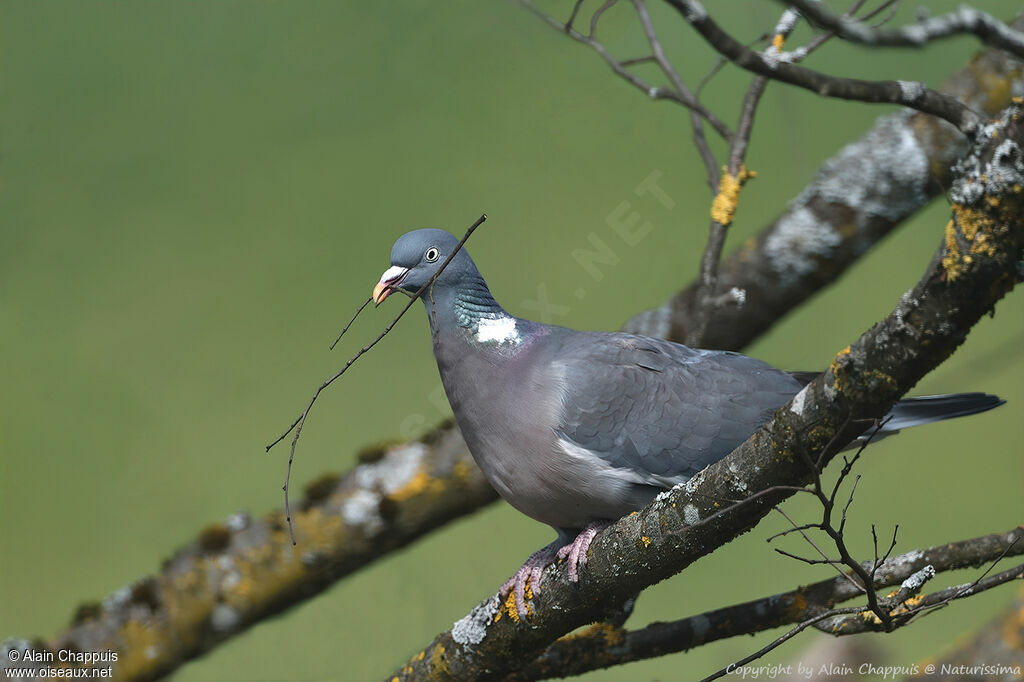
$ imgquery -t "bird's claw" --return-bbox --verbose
[500,543,558,620]
[556,521,606,583]
[500,522,610,621]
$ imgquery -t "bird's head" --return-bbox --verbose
[372,228,476,304]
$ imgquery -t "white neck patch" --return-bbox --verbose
[476,315,520,345]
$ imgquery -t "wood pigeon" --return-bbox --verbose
[373,228,1003,618]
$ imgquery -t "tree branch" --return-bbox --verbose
[786,0,1024,61]
[663,0,985,135]
[391,100,1024,681]
[0,422,496,682]
[505,528,1024,681]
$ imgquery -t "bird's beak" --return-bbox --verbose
[372,266,409,305]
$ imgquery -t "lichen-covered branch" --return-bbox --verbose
[813,562,1024,637]
[0,422,496,682]
[506,528,1024,681]
[625,31,1024,348]
[391,101,1024,682]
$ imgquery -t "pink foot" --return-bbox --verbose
[556,521,609,583]
[499,522,611,620]
[500,542,559,620]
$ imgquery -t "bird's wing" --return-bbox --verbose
[551,332,803,486]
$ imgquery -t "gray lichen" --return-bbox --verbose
[452,596,500,646]
[900,564,936,592]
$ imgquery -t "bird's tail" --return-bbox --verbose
[881,392,1005,433]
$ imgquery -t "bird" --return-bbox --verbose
[371,228,1004,618]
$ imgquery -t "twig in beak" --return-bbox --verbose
[266,213,488,545]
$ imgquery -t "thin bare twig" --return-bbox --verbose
[688,74,768,344]
[266,214,488,543]
[772,505,865,591]
[631,0,721,192]
[328,296,372,350]
[698,607,864,682]
[518,0,734,140]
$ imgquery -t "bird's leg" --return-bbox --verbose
[500,541,560,620]
[556,521,610,583]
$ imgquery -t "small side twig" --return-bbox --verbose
[518,0,733,140]
[328,296,372,350]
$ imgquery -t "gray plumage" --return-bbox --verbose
[374,228,1003,605]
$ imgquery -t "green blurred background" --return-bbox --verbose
[2,1,1022,680]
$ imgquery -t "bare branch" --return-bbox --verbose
[663,0,985,135]
[517,0,733,140]
[631,0,721,192]
[787,0,1024,60]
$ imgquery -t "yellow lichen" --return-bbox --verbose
[503,592,520,623]
[452,460,474,482]
[787,591,808,619]
[860,610,883,625]
[388,469,445,502]
[110,619,171,681]
[829,345,898,400]
[561,622,625,647]
[772,33,785,51]
[430,644,448,676]
[710,165,756,226]
[969,60,1019,112]
[942,202,1012,281]
[943,218,964,281]
[640,536,651,548]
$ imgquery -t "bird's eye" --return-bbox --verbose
[424,247,440,262]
